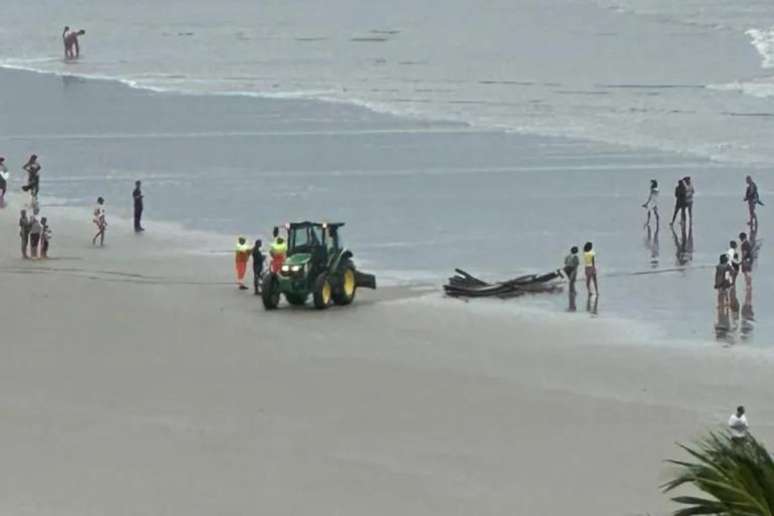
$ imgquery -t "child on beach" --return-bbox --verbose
[235,237,252,290]
[563,246,580,293]
[583,242,598,295]
[40,217,52,258]
[92,197,107,246]
[642,179,659,227]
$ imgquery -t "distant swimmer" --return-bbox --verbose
[64,29,86,60]
[743,175,762,229]
[642,179,659,228]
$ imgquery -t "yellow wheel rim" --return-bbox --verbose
[343,270,356,297]
[322,281,332,304]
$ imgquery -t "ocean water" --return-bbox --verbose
[1,0,773,344]
[3,0,774,163]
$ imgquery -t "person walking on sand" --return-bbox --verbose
[22,154,41,200]
[252,239,266,295]
[739,232,753,287]
[670,178,687,226]
[62,26,71,57]
[19,209,30,259]
[235,237,252,290]
[28,209,42,259]
[728,406,749,443]
[40,217,52,258]
[0,156,8,206]
[683,176,695,226]
[583,242,598,295]
[133,180,145,232]
[744,175,762,229]
[92,197,107,246]
[563,246,580,294]
[642,179,659,227]
[727,240,740,285]
[64,29,86,59]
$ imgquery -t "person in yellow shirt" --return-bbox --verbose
[235,236,252,290]
[583,241,598,295]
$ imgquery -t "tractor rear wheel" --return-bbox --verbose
[261,274,281,310]
[312,274,332,310]
[333,263,357,306]
[285,293,308,306]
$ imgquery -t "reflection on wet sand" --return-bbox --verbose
[644,225,659,268]
[671,223,693,266]
[586,293,599,316]
[715,285,755,345]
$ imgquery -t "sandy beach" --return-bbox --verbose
[0,195,772,516]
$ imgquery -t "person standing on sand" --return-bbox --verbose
[40,217,52,258]
[0,157,8,206]
[269,226,287,274]
[22,154,41,200]
[728,406,749,443]
[583,242,598,295]
[252,239,265,295]
[133,180,145,232]
[683,176,695,226]
[714,254,733,305]
[19,209,30,259]
[739,232,753,287]
[62,26,71,58]
[64,30,86,59]
[92,197,107,246]
[670,178,687,226]
[727,240,740,285]
[642,179,659,227]
[235,237,252,290]
[28,209,42,259]
[744,175,762,229]
[563,246,580,294]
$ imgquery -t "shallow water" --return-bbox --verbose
[0,68,771,345]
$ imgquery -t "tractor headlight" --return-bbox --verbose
[291,265,302,272]
[281,264,290,273]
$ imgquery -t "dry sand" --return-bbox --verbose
[1,195,773,516]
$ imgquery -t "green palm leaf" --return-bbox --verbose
[663,432,774,516]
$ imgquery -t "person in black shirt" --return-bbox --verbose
[133,180,144,232]
[252,239,265,295]
[670,178,687,226]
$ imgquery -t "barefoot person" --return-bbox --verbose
[583,241,598,295]
[739,232,753,287]
[22,154,41,200]
[683,176,695,226]
[62,26,71,58]
[727,240,740,285]
[670,178,687,226]
[234,237,252,290]
[92,197,107,246]
[563,246,580,294]
[714,254,733,305]
[28,209,42,259]
[642,179,659,227]
[65,30,86,59]
[19,209,30,259]
[40,217,52,258]
[133,180,145,232]
[744,175,762,229]
[0,157,8,206]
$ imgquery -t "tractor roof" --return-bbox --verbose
[287,221,345,229]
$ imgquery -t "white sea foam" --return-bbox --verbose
[746,27,774,69]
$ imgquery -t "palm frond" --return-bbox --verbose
[663,432,774,516]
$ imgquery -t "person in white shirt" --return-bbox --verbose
[728,405,749,442]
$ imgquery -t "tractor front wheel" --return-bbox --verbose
[312,274,333,310]
[261,274,281,310]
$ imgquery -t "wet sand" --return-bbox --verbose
[2,196,774,515]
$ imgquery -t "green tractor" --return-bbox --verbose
[261,222,376,310]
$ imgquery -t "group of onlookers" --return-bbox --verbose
[562,242,598,296]
[234,227,288,293]
[19,207,52,260]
